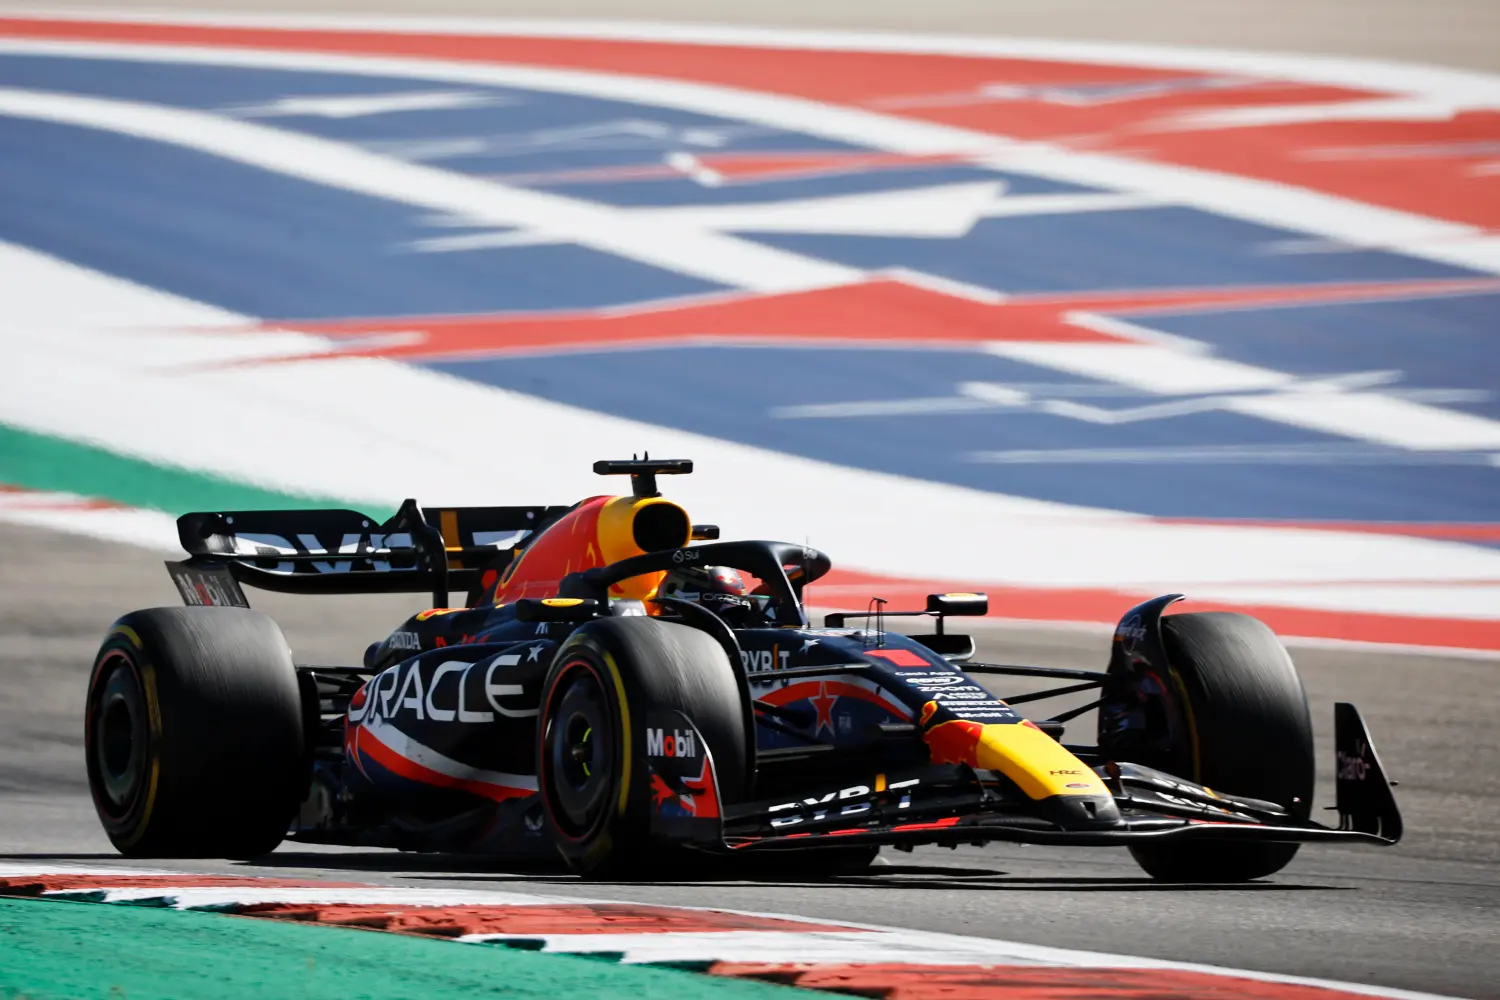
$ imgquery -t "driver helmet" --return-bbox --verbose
[660,564,761,625]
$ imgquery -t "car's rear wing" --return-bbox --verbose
[166,498,572,608]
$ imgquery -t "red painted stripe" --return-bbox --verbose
[1127,114,1500,231]
[353,724,533,802]
[0,483,128,510]
[812,569,1500,651]
[245,279,1129,367]
[0,874,365,895]
[0,498,125,511]
[0,19,1225,103]
[243,901,855,935]
[231,278,1500,367]
[710,963,1397,999]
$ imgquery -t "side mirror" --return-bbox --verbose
[926,592,988,617]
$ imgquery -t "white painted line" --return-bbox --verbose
[951,614,1500,661]
[637,182,1009,239]
[1230,392,1500,451]
[635,185,1166,238]
[963,444,1491,464]
[0,492,181,552]
[461,929,1060,968]
[0,864,185,877]
[981,191,1169,219]
[1149,98,1478,132]
[230,90,510,119]
[0,86,861,294]
[0,507,180,551]
[407,231,565,253]
[1189,583,1500,619]
[1257,633,1500,660]
[773,396,997,419]
[988,343,1500,451]
[44,886,586,908]
[991,342,1288,394]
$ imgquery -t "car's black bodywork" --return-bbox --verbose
[100,458,1400,875]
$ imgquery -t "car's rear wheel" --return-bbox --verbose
[85,607,308,858]
[537,616,748,875]
[1109,611,1315,882]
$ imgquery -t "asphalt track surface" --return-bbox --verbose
[3,520,1498,998]
[3,3,1499,997]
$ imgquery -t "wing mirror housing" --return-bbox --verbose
[926,592,989,616]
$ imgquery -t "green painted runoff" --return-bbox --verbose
[0,423,383,517]
[0,898,813,999]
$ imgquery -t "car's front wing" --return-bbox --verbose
[649,702,1401,854]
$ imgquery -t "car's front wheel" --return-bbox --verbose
[536,616,748,875]
[1106,611,1315,882]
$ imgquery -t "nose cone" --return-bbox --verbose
[924,713,1121,827]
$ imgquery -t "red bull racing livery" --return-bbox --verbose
[84,458,1402,880]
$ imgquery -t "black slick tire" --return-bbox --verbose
[1128,611,1315,882]
[536,616,748,876]
[85,607,307,858]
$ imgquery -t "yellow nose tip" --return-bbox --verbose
[972,722,1109,800]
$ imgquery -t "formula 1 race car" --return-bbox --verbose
[85,458,1403,881]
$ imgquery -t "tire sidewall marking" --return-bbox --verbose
[539,639,627,848]
[87,628,164,847]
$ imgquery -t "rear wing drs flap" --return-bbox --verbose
[166,497,572,609]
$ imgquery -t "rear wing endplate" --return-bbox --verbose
[166,498,571,608]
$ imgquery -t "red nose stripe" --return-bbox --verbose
[924,719,986,767]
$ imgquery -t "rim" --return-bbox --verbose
[87,650,150,820]
[1100,664,1192,776]
[542,659,616,839]
[1127,665,1195,780]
